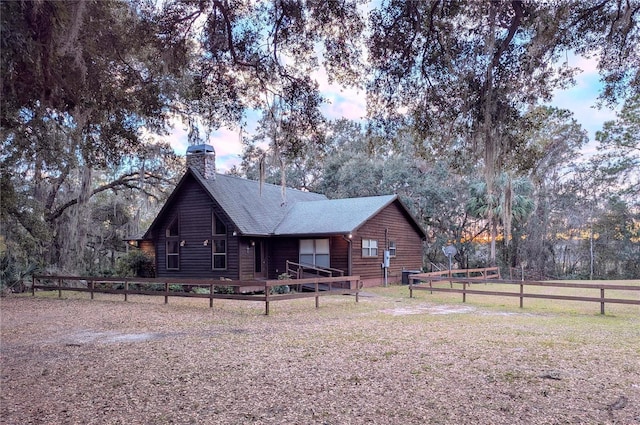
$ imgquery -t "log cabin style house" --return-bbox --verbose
[134,144,426,287]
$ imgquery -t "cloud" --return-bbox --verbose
[313,69,366,121]
[160,115,243,172]
[322,90,366,121]
[550,54,619,154]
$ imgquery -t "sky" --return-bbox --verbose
[164,56,618,172]
[549,55,619,156]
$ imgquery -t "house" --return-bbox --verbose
[135,144,426,287]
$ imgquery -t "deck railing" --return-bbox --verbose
[32,275,361,316]
[285,261,345,279]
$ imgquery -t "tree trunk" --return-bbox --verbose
[589,222,594,280]
[490,214,497,266]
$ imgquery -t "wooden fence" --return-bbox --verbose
[32,275,361,316]
[412,267,501,280]
[409,276,640,315]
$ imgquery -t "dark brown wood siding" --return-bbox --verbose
[237,237,269,280]
[352,200,424,284]
[268,236,350,279]
[329,236,349,274]
[269,237,299,279]
[139,241,155,260]
[238,239,254,280]
[154,176,240,279]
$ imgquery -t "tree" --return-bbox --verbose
[1,1,183,273]
[517,107,589,278]
[590,196,640,278]
[563,156,617,279]
[369,0,640,153]
[466,174,535,267]
[313,120,479,270]
[367,1,640,265]
[1,1,177,159]
[1,139,182,273]
[159,0,365,159]
[595,94,640,201]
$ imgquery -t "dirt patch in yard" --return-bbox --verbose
[1,291,639,424]
[382,304,476,315]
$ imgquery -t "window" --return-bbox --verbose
[166,216,179,237]
[213,213,226,236]
[212,239,226,269]
[166,216,179,270]
[300,239,330,268]
[362,239,378,258]
[212,213,227,270]
[388,240,397,258]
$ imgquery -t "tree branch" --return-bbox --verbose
[212,0,259,68]
[46,171,172,222]
[490,0,524,70]
[45,164,71,213]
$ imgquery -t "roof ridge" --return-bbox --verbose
[212,172,325,197]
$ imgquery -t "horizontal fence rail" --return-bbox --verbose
[409,276,640,315]
[32,275,361,315]
[415,267,501,280]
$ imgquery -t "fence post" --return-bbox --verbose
[58,278,62,298]
[355,279,360,303]
[90,280,95,300]
[315,279,319,309]
[519,283,523,309]
[32,276,35,296]
[462,281,466,303]
[600,287,605,315]
[164,282,169,304]
[409,279,413,298]
[124,279,129,302]
[265,282,270,316]
[209,284,214,308]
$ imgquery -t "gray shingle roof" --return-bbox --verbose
[192,170,327,236]
[273,194,398,236]
[147,169,423,239]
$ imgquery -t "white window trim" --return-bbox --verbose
[388,240,397,258]
[299,239,330,268]
[362,238,378,258]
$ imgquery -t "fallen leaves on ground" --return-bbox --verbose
[1,291,639,424]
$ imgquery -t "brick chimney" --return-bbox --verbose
[186,144,216,180]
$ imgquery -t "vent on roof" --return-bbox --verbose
[186,144,216,180]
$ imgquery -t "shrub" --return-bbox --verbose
[192,287,211,295]
[270,284,291,294]
[214,285,234,294]
[116,251,155,277]
[0,254,40,295]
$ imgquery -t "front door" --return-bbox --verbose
[254,240,266,279]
